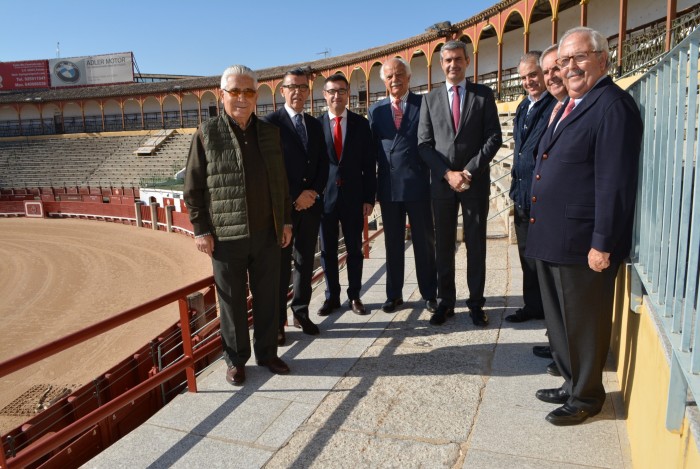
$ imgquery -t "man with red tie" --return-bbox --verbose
[527,27,643,425]
[317,74,377,316]
[418,41,502,327]
[368,58,437,314]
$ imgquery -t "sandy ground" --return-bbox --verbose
[0,218,213,433]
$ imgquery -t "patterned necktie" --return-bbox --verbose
[294,113,308,151]
[451,85,461,131]
[548,101,563,126]
[560,100,576,122]
[392,98,403,130]
[333,116,343,161]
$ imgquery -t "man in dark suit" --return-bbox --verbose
[418,40,502,327]
[317,74,377,316]
[368,58,437,314]
[506,51,555,325]
[262,68,328,345]
[526,27,643,425]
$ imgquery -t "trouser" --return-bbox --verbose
[212,229,280,367]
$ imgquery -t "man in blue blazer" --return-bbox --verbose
[368,58,437,314]
[418,40,502,327]
[317,74,377,316]
[262,68,328,345]
[506,51,555,325]
[526,27,643,426]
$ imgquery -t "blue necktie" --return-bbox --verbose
[294,113,308,151]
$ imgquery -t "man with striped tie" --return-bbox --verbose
[368,58,437,314]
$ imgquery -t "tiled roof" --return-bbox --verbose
[0,1,512,105]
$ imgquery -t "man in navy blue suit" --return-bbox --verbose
[317,74,377,316]
[526,27,643,425]
[262,68,328,345]
[368,58,437,314]
[506,51,555,325]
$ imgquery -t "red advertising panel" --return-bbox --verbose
[0,60,50,90]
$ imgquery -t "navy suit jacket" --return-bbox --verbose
[262,107,328,201]
[318,110,377,213]
[417,81,502,199]
[525,76,643,265]
[368,92,430,203]
[509,93,556,211]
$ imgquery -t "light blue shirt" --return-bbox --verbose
[446,79,467,115]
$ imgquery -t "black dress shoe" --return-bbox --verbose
[546,361,561,376]
[546,403,600,426]
[470,308,489,327]
[425,298,438,313]
[505,308,545,323]
[318,298,341,316]
[349,298,368,315]
[381,298,403,312]
[429,304,454,325]
[293,314,320,335]
[226,366,246,385]
[535,387,570,404]
[277,326,286,346]
[532,345,553,359]
[256,356,290,374]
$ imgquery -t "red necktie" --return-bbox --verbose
[333,116,343,161]
[559,100,576,122]
[451,85,460,131]
[392,98,403,129]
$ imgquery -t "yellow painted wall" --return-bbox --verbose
[611,267,700,469]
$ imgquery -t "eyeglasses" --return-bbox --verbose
[555,51,601,68]
[324,88,348,96]
[222,88,257,98]
[282,84,310,92]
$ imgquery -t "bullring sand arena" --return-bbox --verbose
[0,218,212,433]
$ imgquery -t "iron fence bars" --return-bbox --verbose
[629,27,700,432]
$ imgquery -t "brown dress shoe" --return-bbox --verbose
[350,298,367,315]
[257,356,290,374]
[226,366,246,385]
[318,298,341,316]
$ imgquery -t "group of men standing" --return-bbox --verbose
[183,26,642,428]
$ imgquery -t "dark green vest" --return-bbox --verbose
[200,114,289,243]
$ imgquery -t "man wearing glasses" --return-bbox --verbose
[317,74,377,316]
[526,27,643,425]
[184,65,293,386]
[263,68,328,345]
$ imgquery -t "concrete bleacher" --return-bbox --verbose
[0,131,193,189]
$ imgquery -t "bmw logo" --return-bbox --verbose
[54,61,80,83]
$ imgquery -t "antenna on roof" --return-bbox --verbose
[316,48,331,58]
[56,42,60,58]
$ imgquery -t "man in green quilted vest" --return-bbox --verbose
[184,64,292,386]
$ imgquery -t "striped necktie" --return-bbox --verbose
[392,98,403,129]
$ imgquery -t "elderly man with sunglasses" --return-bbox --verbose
[184,65,293,386]
[526,28,643,425]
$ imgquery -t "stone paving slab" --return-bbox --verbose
[85,232,631,469]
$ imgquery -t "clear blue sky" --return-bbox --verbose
[1,0,495,77]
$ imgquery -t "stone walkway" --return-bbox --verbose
[85,230,632,468]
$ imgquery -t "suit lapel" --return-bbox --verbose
[547,78,610,150]
[281,109,305,153]
[323,113,342,163]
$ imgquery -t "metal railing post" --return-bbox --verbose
[178,298,198,393]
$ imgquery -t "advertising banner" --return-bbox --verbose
[49,52,134,87]
[0,60,50,90]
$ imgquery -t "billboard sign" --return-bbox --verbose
[49,52,134,87]
[0,60,50,90]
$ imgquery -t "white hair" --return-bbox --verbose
[220,65,257,89]
[380,58,412,80]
